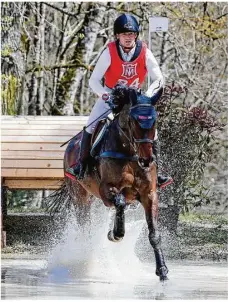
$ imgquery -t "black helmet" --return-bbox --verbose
[114,13,140,35]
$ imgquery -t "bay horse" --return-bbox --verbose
[63,86,168,281]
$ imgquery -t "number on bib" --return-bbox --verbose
[130,78,140,89]
[117,78,140,89]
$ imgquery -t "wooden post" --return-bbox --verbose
[1,181,7,248]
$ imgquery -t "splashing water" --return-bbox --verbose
[46,199,151,284]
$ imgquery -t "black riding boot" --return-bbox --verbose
[68,130,92,180]
[153,140,173,189]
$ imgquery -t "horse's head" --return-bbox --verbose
[112,85,157,131]
[112,85,159,165]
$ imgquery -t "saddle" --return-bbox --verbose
[90,113,113,158]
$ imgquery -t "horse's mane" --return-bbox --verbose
[111,85,138,114]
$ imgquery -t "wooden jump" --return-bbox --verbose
[1,115,88,248]
[1,115,88,189]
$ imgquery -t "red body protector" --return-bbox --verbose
[104,41,148,90]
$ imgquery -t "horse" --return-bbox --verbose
[63,85,168,281]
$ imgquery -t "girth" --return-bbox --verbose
[98,151,139,161]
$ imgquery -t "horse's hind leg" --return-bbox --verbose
[141,191,168,281]
[65,177,91,226]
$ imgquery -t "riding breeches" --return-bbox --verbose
[86,97,112,134]
[86,96,158,140]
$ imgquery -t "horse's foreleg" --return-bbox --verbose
[107,205,125,242]
[99,182,126,242]
[142,191,168,281]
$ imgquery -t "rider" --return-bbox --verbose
[68,13,173,188]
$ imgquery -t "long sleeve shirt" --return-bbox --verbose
[89,43,164,98]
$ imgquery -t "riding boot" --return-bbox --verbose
[152,139,173,189]
[67,130,92,180]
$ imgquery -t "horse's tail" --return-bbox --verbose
[44,180,75,216]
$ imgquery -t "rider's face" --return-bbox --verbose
[116,32,137,50]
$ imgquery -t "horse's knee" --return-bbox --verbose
[114,193,126,209]
[100,183,126,209]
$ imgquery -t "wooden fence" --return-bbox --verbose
[1,115,88,247]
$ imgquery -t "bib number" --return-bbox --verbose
[117,78,140,89]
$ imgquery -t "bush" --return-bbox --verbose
[157,82,224,212]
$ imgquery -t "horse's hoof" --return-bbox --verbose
[156,266,169,281]
[160,275,169,282]
[107,230,123,242]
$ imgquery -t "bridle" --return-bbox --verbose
[116,107,155,169]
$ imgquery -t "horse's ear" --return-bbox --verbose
[150,87,163,105]
[128,88,138,105]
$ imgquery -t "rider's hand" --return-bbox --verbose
[102,93,117,111]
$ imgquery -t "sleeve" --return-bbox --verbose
[145,48,164,98]
[88,48,111,97]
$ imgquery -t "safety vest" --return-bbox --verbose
[104,41,147,89]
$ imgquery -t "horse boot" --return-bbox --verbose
[67,130,92,180]
[152,139,173,189]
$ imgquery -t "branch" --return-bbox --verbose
[216,13,228,20]
[42,2,78,18]
[26,61,90,74]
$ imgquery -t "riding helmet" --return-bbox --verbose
[114,13,140,35]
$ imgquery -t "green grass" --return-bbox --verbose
[179,212,228,225]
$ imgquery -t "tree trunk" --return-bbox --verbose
[62,4,107,115]
[38,3,46,115]
[1,2,25,115]
[28,3,40,115]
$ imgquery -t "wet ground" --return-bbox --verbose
[1,258,227,299]
[1,208,228,300]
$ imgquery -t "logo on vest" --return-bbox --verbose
[121,63,137,79]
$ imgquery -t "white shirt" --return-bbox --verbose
[89,43,164,98]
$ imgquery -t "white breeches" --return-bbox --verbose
[86,97,111,133]
[86,97,158,140]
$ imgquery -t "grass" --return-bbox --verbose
[179,212,228,225]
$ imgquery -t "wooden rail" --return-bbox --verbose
[1,115,88,189]
[1,115,88,248]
